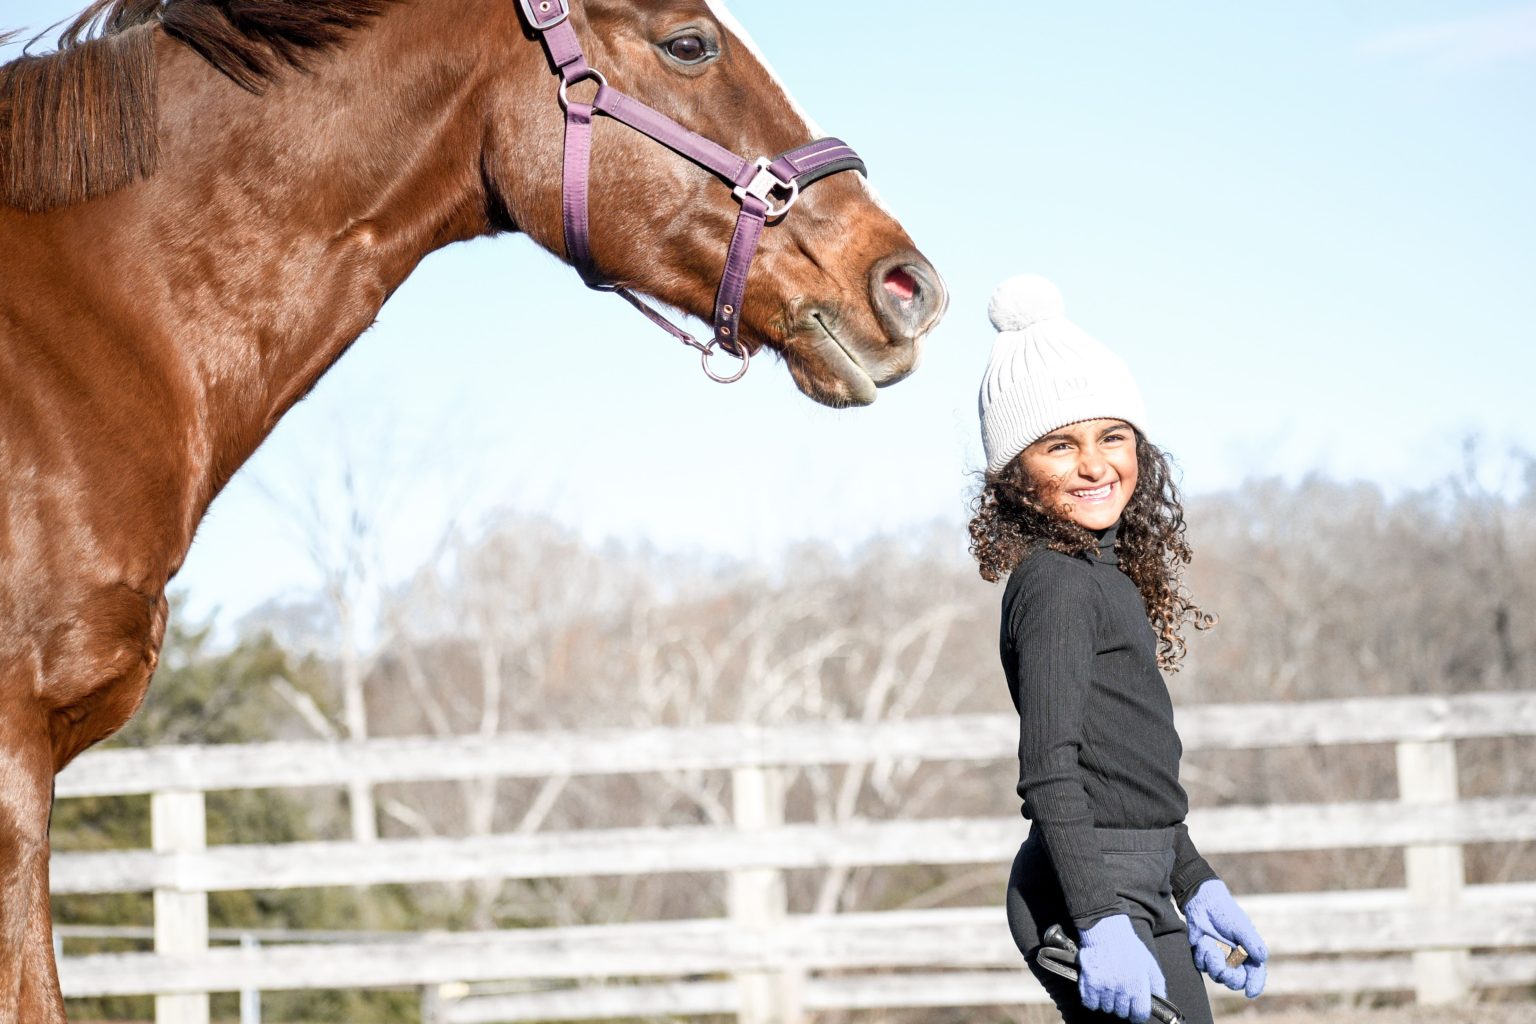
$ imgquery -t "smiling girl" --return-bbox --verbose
[970,275,1268,1023]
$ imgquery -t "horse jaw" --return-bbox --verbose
[778,319,884,408]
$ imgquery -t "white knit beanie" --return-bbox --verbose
[978,274,1146,474]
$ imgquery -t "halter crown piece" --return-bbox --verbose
[518,0,868,383]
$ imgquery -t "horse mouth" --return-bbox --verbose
[784,313,879,408]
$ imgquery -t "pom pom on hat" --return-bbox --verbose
[978,275,1146,473]
[988,273,1066,332]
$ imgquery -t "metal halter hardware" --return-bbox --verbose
[518,0,867,383]
[734,158,800,220]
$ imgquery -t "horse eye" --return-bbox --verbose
[663,34,711,65]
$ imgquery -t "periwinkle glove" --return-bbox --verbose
[1182,878,1268,998]
[1077,913,1167,1023]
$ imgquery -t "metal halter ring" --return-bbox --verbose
[558,68,608,111]
[701,336,750,384]
[733,157,800,220]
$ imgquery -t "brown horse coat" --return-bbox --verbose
[0,0,944,1015]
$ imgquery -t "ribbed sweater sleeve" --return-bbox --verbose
[1172,822,1220,907]
[1007,558,1120,929]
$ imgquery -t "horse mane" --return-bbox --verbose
[1,0,398,213]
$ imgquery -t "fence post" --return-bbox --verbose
[729,766,803,1024]
[1396,738,1469,1004]
[421,983,443,1024]
[240,933,261,1024]
[152,789,210,1024]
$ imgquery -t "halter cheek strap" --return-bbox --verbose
[519,0,867,383]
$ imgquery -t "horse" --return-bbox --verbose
[0,0,946,1015]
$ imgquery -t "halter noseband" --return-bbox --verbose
[519,0,867,383]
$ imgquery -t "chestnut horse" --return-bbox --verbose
[0,0,945,1015]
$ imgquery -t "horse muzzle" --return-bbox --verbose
[786,249,945,406]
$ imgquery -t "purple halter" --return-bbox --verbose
[518,0,867,383]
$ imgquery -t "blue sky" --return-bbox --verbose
[6,2,1534,625]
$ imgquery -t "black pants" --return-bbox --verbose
[1006,826,1214,1024]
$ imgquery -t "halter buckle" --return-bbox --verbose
[733,158,800,220]
[518,0,569,31]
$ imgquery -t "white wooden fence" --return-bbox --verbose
[50,690,1536,1023]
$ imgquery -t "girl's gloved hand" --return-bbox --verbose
[1182,879,1268,997]
[1076,913,1167,1022]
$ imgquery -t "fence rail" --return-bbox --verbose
[54,691,1536,798]
[55,886,1536,996]
[51,690,1536,1022]
[49,797,1536,895]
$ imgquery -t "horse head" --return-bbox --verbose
[478,0,947,407]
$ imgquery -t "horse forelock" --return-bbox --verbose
[0,0,402,214]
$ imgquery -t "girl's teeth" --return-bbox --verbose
[1074,485,1111,500]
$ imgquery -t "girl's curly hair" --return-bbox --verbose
[968,431,1215,670]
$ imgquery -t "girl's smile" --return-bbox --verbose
[1069,483,1114,502]
[1019,419,1139,531]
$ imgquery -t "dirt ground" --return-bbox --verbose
[1217,1003,1536,1024]
[985,998,1536,1024]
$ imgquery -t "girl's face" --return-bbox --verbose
[1018,419,1139,531]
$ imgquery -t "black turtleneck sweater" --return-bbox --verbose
[1000,521,1217,929]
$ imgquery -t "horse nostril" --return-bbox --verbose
[870,256,944,341]
[882,266,919,308]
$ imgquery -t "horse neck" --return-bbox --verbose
[131,9,516,501]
